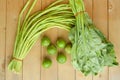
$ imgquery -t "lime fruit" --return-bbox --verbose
[65,43,72,54]
[57,53,67,64]
[56,38,66,48]
[42,58,52,68]
[41,36,51,47]
[47,44,57,55]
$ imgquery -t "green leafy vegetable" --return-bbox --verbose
[69,0,118,76]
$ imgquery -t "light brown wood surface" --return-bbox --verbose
[0,0,120,80]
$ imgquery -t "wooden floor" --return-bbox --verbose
[0,0,120,80]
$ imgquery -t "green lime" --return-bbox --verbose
[42,58,52,68]
[57,53,67,64]
[56,38,66,48]
[65,43,72,54]
[47,44,57,55]
[41,36,51,47]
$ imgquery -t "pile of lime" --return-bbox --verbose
[41,36,72,69]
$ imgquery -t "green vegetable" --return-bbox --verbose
[65,43,72,54]
[69,0,118,76]
[41,36,51,47]
[56,38,66,48]
[8,0,75,73]
[57,53,67,64]
[47,44,57,55]
[7,0,118,76]
[42,58,52,68]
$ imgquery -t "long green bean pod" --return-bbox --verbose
[8,0,75,73]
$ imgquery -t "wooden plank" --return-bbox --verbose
[76,0,93,80]
[93,0,108,36]
[23,0,41,80]
[6,0,23,80]
[93,0,108,80]
[0,0,6,80]
[41,28,58,80]
[58,29,75,80]
[41,1,58,80]
[23,42,41,80]
[0,0,119,80]
[84,0,93,19]
[109,0,120,80]
[0,0,6,29]
[0,30,5,80]
[57,0,75,79]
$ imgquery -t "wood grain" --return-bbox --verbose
[41,28,58,80]
[56,1,75,80]
[0,0,120,80]
[0,1,6,80]
[0,30,5,80]
[58,29,75,80]
[41,1,58,80]
[23,0,41,80]
[109,0,120,80]
[93,0,108,80]
[6,0,23,80]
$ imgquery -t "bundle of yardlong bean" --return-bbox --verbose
[8,0,75,73]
